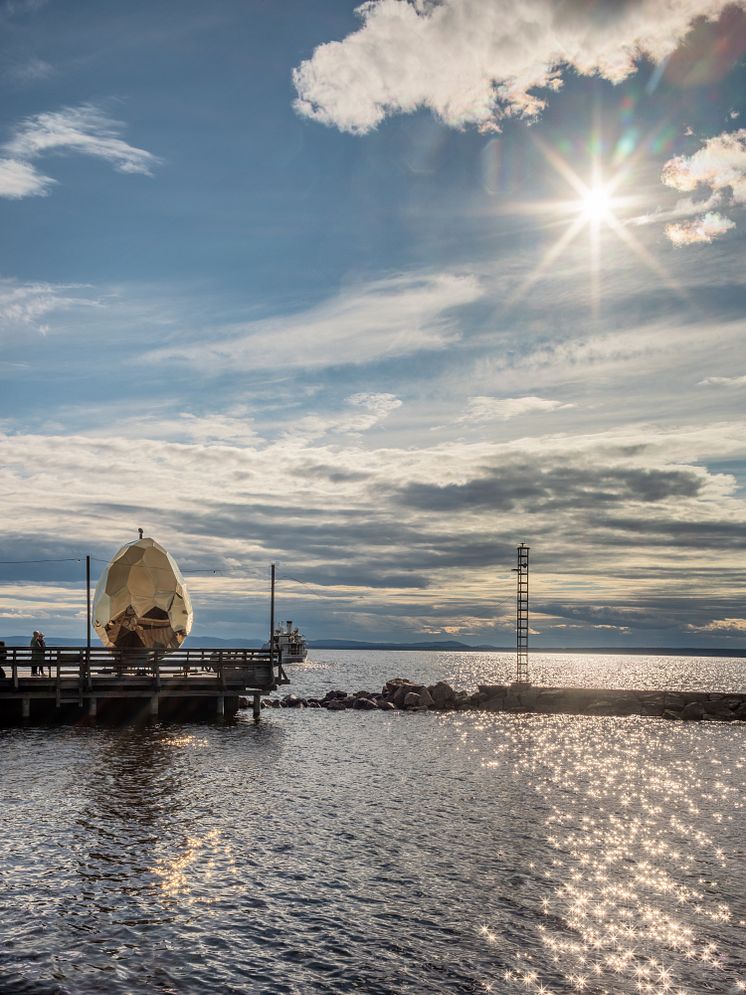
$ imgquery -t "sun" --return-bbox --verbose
[507,134,683,312]
[579,182,613,222]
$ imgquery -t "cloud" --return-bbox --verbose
[662,128,746,200]
[686,617,746,634]
[0,157,54,198]
[147,271,482,371]
[5,56,54,83]
[340,392,402,431]
[698,373,746,387]
[0,278,103,335]
[398,461,708,514]
[1,418,745,642]
[458,395,572,423]
[4,104,161,176]
[665,211,736,245]
[292,0,740,134]
[661,128,746,242]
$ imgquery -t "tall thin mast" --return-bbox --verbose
[514,543,530,684]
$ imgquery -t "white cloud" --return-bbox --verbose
[665,211,735,245]
[662,128,746,201]
[0,157,54,198]
[282,392,403,441]
[686,617,746,634]
[342,392,402,431]
[0,278,102,335]
[147,271,482,371]
[292,0,740,134]
[458,395,572,423]
[698,373,746,387]
[4,103,161,176]
[661,128,746,242]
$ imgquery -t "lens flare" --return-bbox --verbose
[580,183,613,222]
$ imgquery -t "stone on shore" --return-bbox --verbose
[352,697,377,710]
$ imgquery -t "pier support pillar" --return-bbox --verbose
[21,697,30,719]
[88,697,97,719]
[252,693,261,721]
[150,695,159,718]
[216,695,225,719]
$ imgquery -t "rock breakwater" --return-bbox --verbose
[250,679,746,721]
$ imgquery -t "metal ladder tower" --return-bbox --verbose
[514,543,530,685]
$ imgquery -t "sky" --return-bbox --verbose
[1,0,746,649]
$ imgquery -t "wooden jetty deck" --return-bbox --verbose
[0,646,289,724]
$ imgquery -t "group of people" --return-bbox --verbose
[0,632,49,677]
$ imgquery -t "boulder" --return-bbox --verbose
[662,709,681,720]
[378,700,396,711]
[411,685,434,708]
[307,701,321,708]
[703,700,737,720]
[681,701,704,721]
[460,692,481,708]
[343,696,356,708]
[352,697,377,710]
[636,692,666,716]
[326,699,347,711]
[323,689,347,702]
[428,682,456,709]
[403,691,421,709]
[391,684,416,708]
[384,678,414,696]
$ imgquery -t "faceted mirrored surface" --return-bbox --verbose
[93,537,193,649]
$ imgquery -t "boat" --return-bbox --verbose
[264,620,308,663]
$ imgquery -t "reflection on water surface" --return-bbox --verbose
[1,653,744,994]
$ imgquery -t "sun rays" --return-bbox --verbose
[507,134,684,313]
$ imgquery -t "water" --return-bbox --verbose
[1,652,744,994]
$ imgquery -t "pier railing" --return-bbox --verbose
[0,645,287,693]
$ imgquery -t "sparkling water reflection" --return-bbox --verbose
[0,653,744,994]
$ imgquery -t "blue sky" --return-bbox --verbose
[1,0,746,648]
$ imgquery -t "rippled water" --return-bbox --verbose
[1,652,744,994]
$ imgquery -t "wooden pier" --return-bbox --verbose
[0,645,289,724]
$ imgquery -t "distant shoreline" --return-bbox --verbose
[306,641,746,658]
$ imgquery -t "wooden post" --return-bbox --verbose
[86,555,91,650]
[22,697,30,719]
[216,695,225,718]
[252,693,261,721]
[89,697,97,718]
[269,562,276,676]
[150,695,159,718]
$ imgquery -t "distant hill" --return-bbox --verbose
[1,635,744,657]
[307,638,504,651]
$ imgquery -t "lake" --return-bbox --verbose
[1,651,744,994]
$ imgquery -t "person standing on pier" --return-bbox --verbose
[30,630,46,676]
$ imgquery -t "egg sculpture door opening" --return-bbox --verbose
[93,537,194,650]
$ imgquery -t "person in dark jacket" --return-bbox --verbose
[30,630,46,676]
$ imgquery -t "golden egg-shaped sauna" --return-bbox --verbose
[93,536,193,649]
